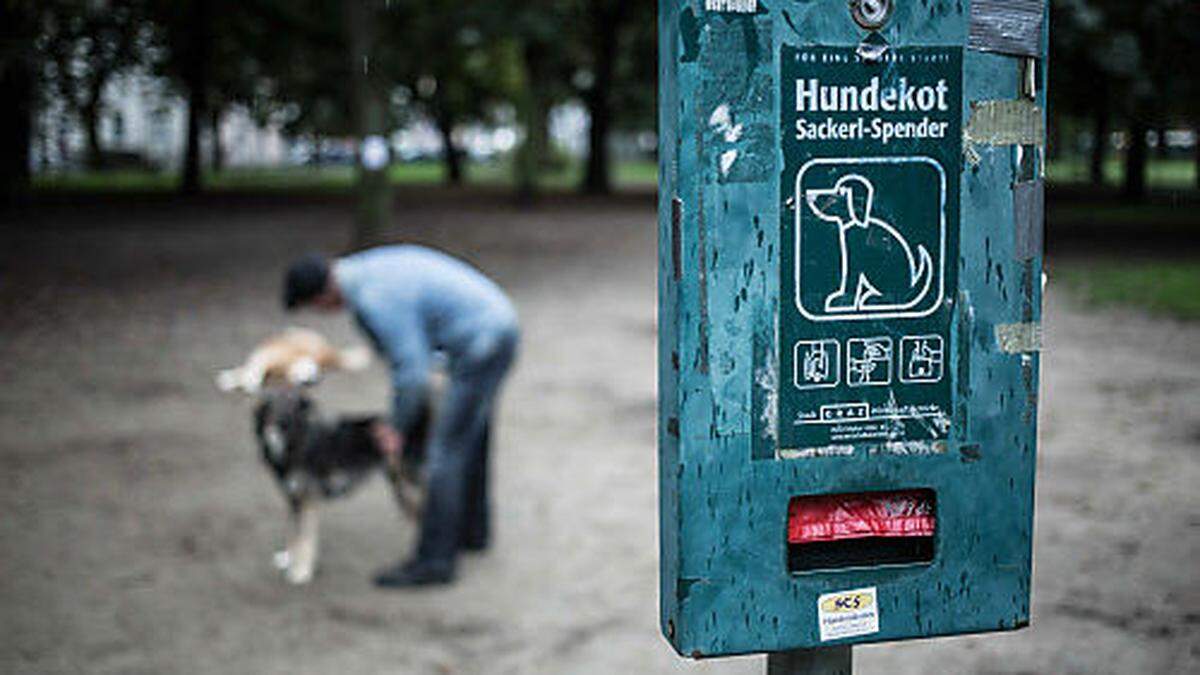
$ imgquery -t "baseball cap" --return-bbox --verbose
[283,254,330,310]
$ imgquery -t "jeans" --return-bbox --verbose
[414,324,518,571]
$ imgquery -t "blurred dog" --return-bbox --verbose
[254,387,428,584]
[216,327,370,394]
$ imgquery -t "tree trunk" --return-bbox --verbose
[1155,122,1169,159]
[436,111,463,186]
[582,1,626,195]
[0,2,34,208]
[1195,122,1200,191]
[1153,86,1170,159]
[82,100,104,170]
[210,106,224,173]
[180,0,211,195]
[1090,102,1109,186]
[1123,119,1148,202]
[182,93,204,194]
[345,0,391,250]
[514,42,551,204]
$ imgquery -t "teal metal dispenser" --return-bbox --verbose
[659,0,1046,657]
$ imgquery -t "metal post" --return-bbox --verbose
[766,647,852,675]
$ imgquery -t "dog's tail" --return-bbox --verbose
[909,246,935,306]
[336,345,371,372]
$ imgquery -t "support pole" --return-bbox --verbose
[766,647,852,675]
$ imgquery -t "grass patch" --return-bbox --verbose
[33,157,1192,194]
[31,158,659,194]
[1047,157,1197,190]
[1056,258,1200,320]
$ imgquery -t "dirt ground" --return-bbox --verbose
[1,192,1197,674]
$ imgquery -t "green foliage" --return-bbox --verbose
[1057,258,1200,320]
[1052,0,1200,124]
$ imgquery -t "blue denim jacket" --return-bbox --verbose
[334,245,518,429]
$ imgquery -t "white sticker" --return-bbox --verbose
[705,0,757,12]
[817,586,880,641]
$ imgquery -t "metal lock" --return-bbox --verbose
[850,0,893,30]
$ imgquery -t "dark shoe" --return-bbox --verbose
[373,559,454,588]
[459,538,489,553]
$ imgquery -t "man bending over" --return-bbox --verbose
[284,245,519,587]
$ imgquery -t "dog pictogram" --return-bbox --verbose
[805,174,934,314]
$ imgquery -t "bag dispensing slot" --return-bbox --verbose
[787,489,937,573]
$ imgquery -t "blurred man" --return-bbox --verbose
[284,245,519,587]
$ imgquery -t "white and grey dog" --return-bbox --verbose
[252,386,428,585]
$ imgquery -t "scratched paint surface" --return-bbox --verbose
[659,0,1044,658]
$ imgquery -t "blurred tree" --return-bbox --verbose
[237,0,395,243]
[148,0,294,192]
[1050,0,1110,185]
[239,1,354,137]
[545,0,656,195]
[483,0,574,201]
[388,0,522,186]
[345,0,390,247]
[577,0,631,195]
[1,0,39,207]
[232,0,518,242]
[148,0,251,193]
[1054,0,1200,200]
[473,0,656,198]
[491,0,654,198]
[38,0,150,170]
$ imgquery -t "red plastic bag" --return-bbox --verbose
[788,490,936,544]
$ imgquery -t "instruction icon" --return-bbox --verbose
[900,335,945,384]
[847,337,893,387]
[794,339,841,390]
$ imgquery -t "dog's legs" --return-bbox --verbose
[285,499,320,585]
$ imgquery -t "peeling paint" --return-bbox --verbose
[958,444,982,462]
[995,322,1042,354]
[708,103,745,143]
[672,197,684,280]
[719,150,739,176]
[856,33,890,62]
[754,361,777,442]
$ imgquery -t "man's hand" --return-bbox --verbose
[371,421,405,461]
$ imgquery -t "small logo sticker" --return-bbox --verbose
[817,586,880,641]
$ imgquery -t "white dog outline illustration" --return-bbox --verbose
[805,174,934,314]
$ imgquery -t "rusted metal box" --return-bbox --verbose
[658,0,1046,657]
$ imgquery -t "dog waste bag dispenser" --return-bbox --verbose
[658,0,1046,657]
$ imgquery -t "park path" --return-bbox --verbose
[0,194,1196,674]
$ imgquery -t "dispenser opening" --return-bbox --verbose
[787,489,936,572]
